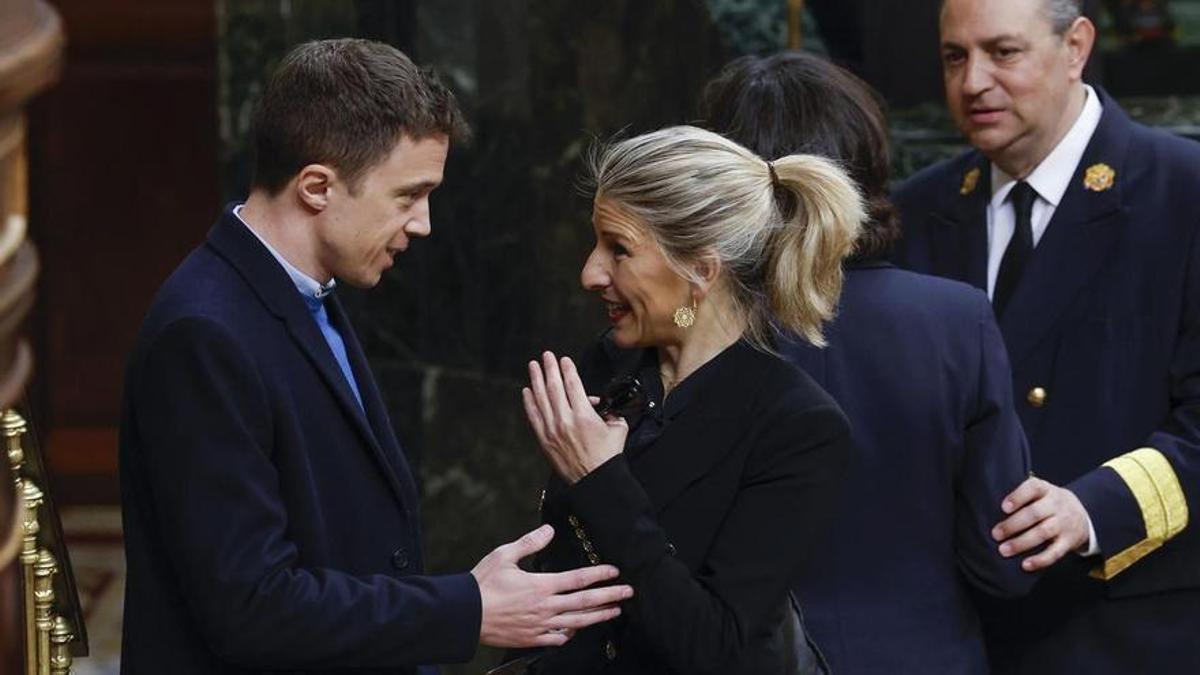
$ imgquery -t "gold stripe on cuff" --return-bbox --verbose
[1091,447,1189,580]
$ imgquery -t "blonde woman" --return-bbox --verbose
[518,126,863,674]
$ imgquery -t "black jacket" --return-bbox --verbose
[529,336,851,674]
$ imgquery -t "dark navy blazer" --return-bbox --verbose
[894,90,1200,672]
[119,207,480,673]
[783,262,1035,674]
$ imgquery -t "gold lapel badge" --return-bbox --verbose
[960,167,981,195]
[1083,163,1115,192]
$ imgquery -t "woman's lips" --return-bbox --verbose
[604,300,630,323]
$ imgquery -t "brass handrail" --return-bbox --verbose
[6,409,87,672]
[0,490,20,567]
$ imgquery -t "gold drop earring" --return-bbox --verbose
[673,297,697,328]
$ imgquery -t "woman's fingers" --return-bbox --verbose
[521,387,548,442]
[528,359,556,429]
[559,357,595,413]
[541,351,573,419]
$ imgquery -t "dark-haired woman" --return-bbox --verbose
[700,52,1038,674]
[515,125,864,674]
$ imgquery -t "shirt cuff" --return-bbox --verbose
[1077,509,1100,557]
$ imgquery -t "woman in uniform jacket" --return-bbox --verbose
[698,52,1039,674]
[514,125,863,674]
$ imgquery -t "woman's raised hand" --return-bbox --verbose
[522,352,628,484]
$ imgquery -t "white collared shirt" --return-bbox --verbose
[233,204,336,301]
[985,85,1103,299]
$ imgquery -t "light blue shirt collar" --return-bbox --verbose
[233,203,335,302]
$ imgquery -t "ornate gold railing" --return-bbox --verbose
[6,409,88,673]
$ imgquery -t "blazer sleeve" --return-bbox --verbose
[563,394,850,675]
[130,317,481,669]
[1068,214,1200,580]
[954,294,1038,597]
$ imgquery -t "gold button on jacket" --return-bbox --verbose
[1027,387,1047,408]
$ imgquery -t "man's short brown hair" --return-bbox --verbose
[250,38,468,195]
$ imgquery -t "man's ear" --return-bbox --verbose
[1064,16,1096,80]
[294,163,337,212]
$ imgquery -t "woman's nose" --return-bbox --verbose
[580,248,610,290]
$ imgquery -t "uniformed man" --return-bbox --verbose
[894,0,1200,671]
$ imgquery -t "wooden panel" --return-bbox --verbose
[28,0,217,480]
[47,0,214,60]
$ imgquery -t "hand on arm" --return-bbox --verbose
[992,476,1091,571]
[471,524,633,648]
[522,352,628,484]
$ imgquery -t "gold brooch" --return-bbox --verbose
[960,167,981,195]
[1083,163,1115,192]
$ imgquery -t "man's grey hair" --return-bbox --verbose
[941,0,1083,36]
[1044,0,1084,35]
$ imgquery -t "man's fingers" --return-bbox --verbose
[549,584,634,613]
[1022,537,1073,571]
[992,500,1050,541]
[998,518,1059,558]
[502,524,555,561]
[1001,476,1048,514]
[551,605,622,631]
[544,563,621,593]
[527,631,572,648]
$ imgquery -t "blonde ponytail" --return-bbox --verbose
[765,155,864,347]
[588,125,863,352]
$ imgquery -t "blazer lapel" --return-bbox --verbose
[326,295,420,511]
[206,209,412,510]
[997,93,1131,368]
[927,154,990,291]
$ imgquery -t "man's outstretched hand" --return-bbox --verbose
[472,524,633,648]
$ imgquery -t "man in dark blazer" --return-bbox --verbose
[895,0,1200,671]
[119,39,630,674]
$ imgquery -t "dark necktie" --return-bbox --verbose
[993,181,1036,317]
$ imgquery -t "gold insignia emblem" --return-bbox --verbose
[1083,163,1115,192]
[960,167,981,195]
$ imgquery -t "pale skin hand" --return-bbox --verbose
[992,476,1091,572]
[471,523,633,648]
[522,352,628,484]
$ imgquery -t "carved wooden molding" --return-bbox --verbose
[0,1,63,115]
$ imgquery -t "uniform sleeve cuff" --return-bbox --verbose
[1073,448,1189,580]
